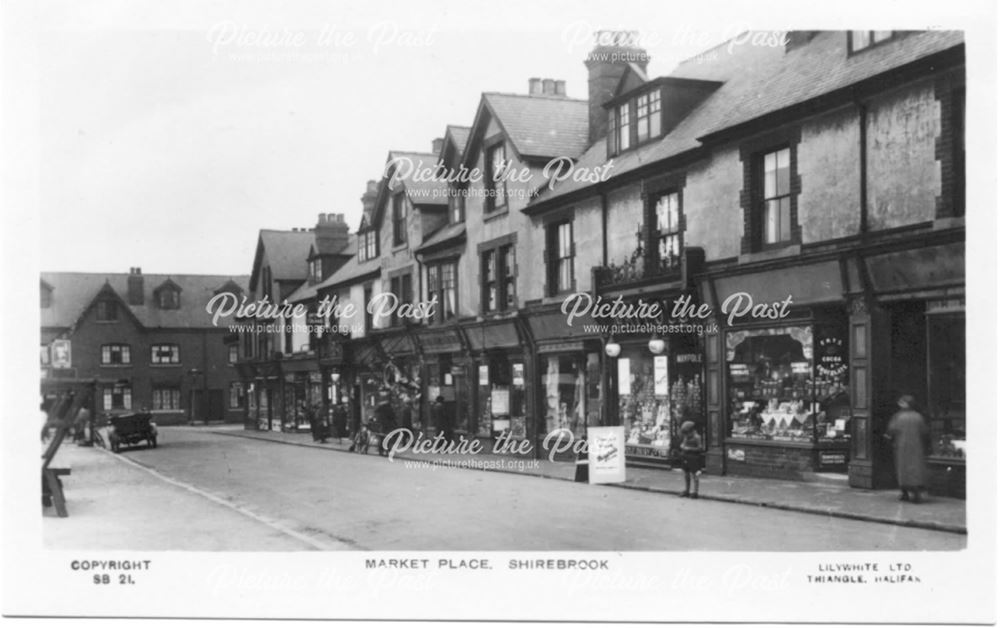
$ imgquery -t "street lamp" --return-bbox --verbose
[604,339,621,358]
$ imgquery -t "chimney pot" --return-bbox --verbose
[529,77,543,95]
[542,78,555,95]
[432,137,444,154]
[554,80,566,97]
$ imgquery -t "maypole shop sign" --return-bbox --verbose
[587,426,626,484]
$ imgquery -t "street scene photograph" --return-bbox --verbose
[3,0,997,623]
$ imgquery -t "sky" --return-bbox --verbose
[8,0,971,277]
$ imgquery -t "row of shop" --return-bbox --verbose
[235,232,965,497]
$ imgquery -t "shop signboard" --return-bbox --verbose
[478,365,489,386]
[491,387,510,415]
[587,426,626,484]
[512,363,524,387]
[51,339,71,369]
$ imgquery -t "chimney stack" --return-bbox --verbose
[127,267,143,306]
[432,137,444,155]
[315,212,350,254]
[361,179,378,216]
[585,30,649,143]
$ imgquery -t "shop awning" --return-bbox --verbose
[865,242,964,297]
[380,332,416,357]
[527,310,599,343]
[281,356,317,373]
[466,321,521,351]
[416,327,464,354]
[711,260,843,309]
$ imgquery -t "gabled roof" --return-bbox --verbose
[152,277,181,295]
[526,30,964,209]
[440,125,471,162]
[311,234,381,294]
[386,150,449,206]
[252,229,316,284]
[465,93,590,164]
[40,272,250,331]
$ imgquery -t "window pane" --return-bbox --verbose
[763,152,776,198]
[775,148,790,195]
[765,199,780,243]
[779,198,791,242]
[649,108,661,138]
[619,105,630,150]
[851,30,871,50]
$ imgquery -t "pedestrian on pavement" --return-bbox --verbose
[431,395,453,445]
[306,402,326,444]
[332,399,348,444]
[375,401,396,456]
[399,394,413,437]
[678,421,704,498]
[885,394,931,503]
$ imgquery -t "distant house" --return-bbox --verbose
[40,268,249,424]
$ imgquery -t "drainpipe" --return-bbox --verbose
[857,100,868,236]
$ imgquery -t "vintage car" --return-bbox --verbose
[106,413,158,453]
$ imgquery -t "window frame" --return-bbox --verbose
[546,220,576,296]
[848,30,895,54]
[758,146,793,248]
[229,382,245,409]
[392,193,408,247]
[150,343,180,365]
[157,288,179,310]
[152,386,181,411]
[484,141,509,213]
[654,191,683,272]
[480,242,516,313]
[103,385,133,411]
[100,343,131,365]
[427,260,458,324]
[96,299,119,322]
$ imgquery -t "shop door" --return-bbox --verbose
[207,390,225,422]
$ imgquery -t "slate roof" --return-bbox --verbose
[311,235,381,292]
[445,125,471,154]
[40,272,249,330]
[259,230,317,280]
[386,151,449,206]
[481,93,591,159]
[415,222,466,254]
[527,30,964,207]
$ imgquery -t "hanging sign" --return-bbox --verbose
[654,356,669,396]
[588,426,627,484]
[617,358,631,396]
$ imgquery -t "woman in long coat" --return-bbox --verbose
[886,395,931,503]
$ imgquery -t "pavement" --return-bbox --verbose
[44,438,323,550]
[209,424,967,535]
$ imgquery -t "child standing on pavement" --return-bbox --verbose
[679,421,704,498]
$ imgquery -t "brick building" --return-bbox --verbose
[40,268,249,424]
[235,30,966,496]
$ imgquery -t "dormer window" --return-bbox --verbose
[358,230,378,262]
[849,31,895,53]
[158,287,180,309]
[636,91,661,143]
[608,88,664,156]
[309,258,322,283]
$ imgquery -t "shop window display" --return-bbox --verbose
[542,355,588,438]
[726,325,850,444]
[927,313,965,459]
[618,348,703,456]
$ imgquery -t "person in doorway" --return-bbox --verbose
[678,421,704,498]
[885,394,931,503]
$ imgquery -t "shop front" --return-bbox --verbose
[416,326,469,439]
[722,312,852,478]
[859,238,966,497]
[609,330,705,468]
[465,319,530,452]
[526,308,604,459]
